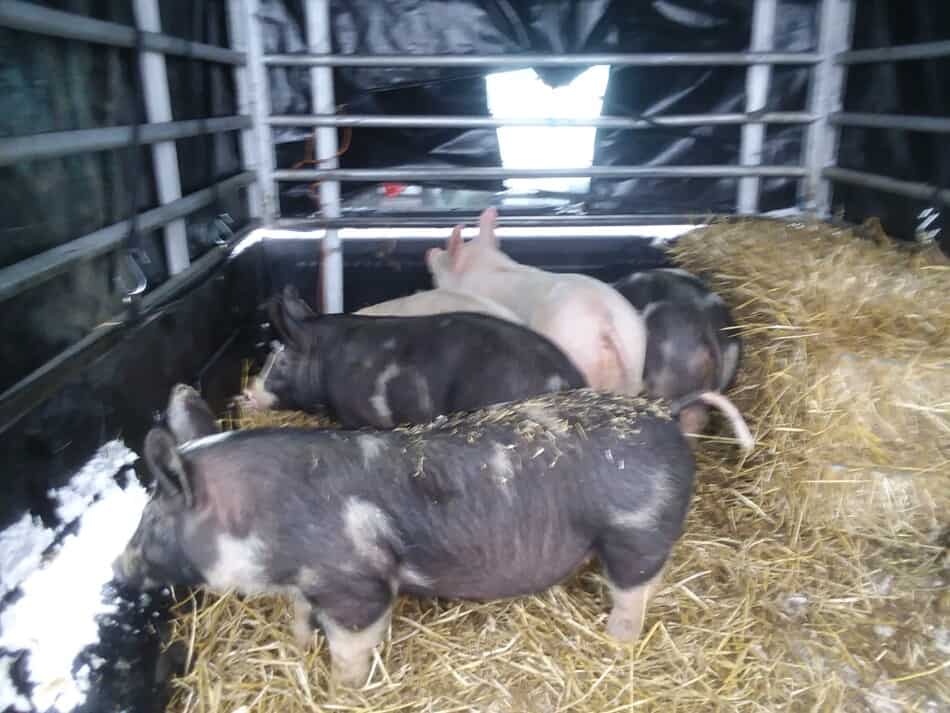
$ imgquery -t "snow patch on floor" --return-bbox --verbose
[0,440,148,712]
[0,515,56,599]
[50,440,139,525]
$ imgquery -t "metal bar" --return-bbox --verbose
[275,214,715,229]
[226,0,262,219]
[737,0,778,215]
[243,0,277,222]
[263,51,820,67]
[0,0,245,64]
[0,172,255,303]
[830,112,950,133]
[143,29,246,65]
[134,0,189,276]
[137,220,259,310]
[273,165,807,182]
[267,112,816,129]
[0,116,251,166]
[305,0,343,314]
[823,167,950,207]
[801,0,856,217]
[837,39,950,64]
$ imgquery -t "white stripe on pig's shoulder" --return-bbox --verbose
[202,532,270,595]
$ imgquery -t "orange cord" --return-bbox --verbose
[291,104,353,210]
[290,105,353,312]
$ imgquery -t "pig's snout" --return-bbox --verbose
[112,548,142,587]
[112,546,160,591]
[172,383,198,399]
[241,379,277,412]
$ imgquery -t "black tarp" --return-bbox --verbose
[268,0,820,217]
[259,0,947,254]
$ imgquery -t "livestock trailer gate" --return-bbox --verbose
[1,1,948,712]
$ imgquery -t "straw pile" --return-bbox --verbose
[671,217,949,538]
[166,221,949,713]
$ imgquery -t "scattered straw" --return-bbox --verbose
[168,219,948,712]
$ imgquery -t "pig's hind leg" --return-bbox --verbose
[596,533,670,644]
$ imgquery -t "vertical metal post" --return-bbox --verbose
[305,0,343,314]
[226,0,261,219]
[737,0,778,214]
[242,0,277,224]
[132,0,190,274]
[802,0,856,217]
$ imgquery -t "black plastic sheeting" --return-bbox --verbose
[268,0,819,218]
[835,0,950,253]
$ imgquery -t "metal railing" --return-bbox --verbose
[4,0,950,313]
[250,0,950,314]
[0,0,257,303]
[250,3,828,312]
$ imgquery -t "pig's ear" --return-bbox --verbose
[268,294,306,351]
[476,207,498,247]
[283,291,316,322]
[446,225,465,271]
[144,427,195,508]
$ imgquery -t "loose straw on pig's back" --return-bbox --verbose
[167,229,949,712]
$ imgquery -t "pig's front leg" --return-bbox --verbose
[605,568,665,642]
[292,592,316,648]
[308,577,395,687]
[319,605,392,687]
[597,533,671,644]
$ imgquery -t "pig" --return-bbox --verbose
[242,286,587,428]
[165,383,220,444]
[612,268,753,451]
[425,208,648,396]
[113,387,696,687]
[355,287,523,324]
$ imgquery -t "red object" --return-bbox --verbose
[382,183,406,198]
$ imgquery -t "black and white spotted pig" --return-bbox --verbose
[165,383,220,444]
[242,285,587,428]
[613,268,752,451]
[112,388,696,687]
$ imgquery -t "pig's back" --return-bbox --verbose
[380,394,694,599]
[329,311,586,407]
[356,289,523,324]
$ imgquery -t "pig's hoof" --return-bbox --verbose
[605,612,644,644]
[292,619,314,649]
[331,658,371,688]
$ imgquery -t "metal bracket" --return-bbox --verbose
[117,250,149,321]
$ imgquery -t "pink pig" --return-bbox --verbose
[425,208,647,396]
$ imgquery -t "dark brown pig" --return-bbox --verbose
[242,286,587,428]
[113,388,696,687]
[613,268,752,451]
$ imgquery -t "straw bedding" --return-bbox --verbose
[166,219,948,713]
